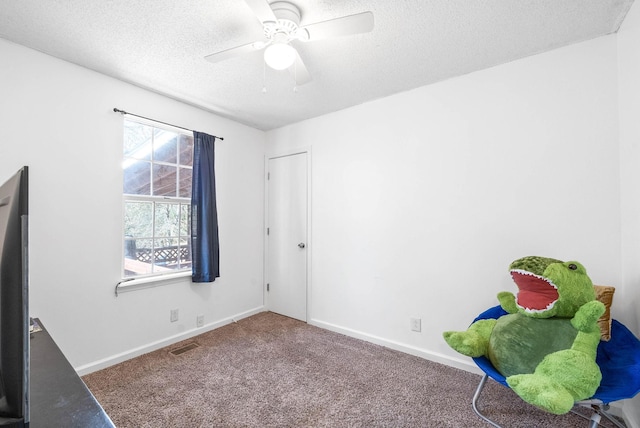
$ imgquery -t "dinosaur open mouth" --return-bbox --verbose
[510,269,559,313]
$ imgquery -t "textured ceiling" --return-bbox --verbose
[0,0,634,130]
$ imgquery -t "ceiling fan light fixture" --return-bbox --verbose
[264,42,296,70]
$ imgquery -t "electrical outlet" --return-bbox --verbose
[196,314,204,327]
[410,318,421,332]
[170,309,179,322]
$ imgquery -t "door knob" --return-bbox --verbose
[298,243,306,249]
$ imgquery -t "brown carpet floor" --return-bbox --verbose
[83,312,624,427]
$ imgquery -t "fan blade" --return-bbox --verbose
[205,42,261,63]
[244,0,277,23]
[289,50,312,85]
[302,11,374,41]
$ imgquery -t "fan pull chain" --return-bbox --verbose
[293,58,298,93]
[262,61,267,94]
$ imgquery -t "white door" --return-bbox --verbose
[266,152,308,321]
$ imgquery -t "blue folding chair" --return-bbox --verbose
[471,306,640,428]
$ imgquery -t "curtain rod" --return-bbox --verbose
[113,108,224,141]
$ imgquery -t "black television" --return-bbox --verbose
[0,167,29,427]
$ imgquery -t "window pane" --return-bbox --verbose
[153,129,178,163]
[178,238,192,267]
[124,238,137,259]
[124,122,152,160]
[178,168,192,198]
[123,160,151,195]
[124,202,153,238]
[152,164,177,196]
[180,204,191,237]
[155,203,180,237]
[179,134,193,167]
[154,238,179,268]
[123,238,153,277]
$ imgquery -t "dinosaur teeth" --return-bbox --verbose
[520,300,557,314]
[510,269,559,313]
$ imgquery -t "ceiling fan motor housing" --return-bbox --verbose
[263,1,309,41]
[271,1,301,25]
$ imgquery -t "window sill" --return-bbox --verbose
[115,271,191,296]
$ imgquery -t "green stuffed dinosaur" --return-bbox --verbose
[443,256,605,415]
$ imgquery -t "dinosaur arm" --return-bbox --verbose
[571,300,606,332]
[443,318,497,357]
[497,291,518,314]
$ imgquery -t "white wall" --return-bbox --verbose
[267,35,622,372]
[0,38,266,372]
[618,0,640,424]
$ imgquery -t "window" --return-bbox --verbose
[122,119,193,278]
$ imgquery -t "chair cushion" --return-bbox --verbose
[473,305,640,404]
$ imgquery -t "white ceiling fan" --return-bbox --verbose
[204,0,374,85]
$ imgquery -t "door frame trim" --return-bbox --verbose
[264,147,312,322]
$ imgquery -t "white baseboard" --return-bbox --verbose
[75,306,265,376]
[308,318,483,376]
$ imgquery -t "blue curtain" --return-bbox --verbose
[191,131,220,282]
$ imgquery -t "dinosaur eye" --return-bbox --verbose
[568,264,577,270]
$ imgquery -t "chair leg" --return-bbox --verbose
[472,374,502,428]
[573,401,627,428]
[594,404,626,428]
[472,374,628,428]
[588,411,602,428]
